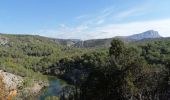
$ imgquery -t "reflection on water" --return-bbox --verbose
[39,78,65,100]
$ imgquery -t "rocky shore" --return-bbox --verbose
[0,70,48,99]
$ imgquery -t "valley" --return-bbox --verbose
[0,30,170,100]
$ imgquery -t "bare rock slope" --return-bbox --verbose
[0,70,23,91]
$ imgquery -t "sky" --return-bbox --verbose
[0,0,170,40]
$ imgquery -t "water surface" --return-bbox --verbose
[39,78,65,100]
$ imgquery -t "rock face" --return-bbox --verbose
[0,70,48,99]
[0,70,23,91]
[23,81,48,94]
[127,30,161,40]
[0,37,8,45]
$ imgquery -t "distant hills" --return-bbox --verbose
[0,30,163,48]
[54,30,162,48]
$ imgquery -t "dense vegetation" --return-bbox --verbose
[0,34,88,77]
[0,34,88,99]
[47,39,170,100]
[0,34,170,100]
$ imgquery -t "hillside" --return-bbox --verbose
[0,31,169,99]
[0,30,164,50]
[51,30,162,48]
[44,37,170,100]
[0,34,88,99]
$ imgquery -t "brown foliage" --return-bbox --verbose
[0,75,6,100]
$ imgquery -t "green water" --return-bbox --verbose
[39,78,65,100]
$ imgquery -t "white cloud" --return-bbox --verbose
[39,24,89,39]
[114,7,147,20]
[96,20,105,25]
[76,14,92,20]
[38,7,116,39]
[87,19,170,39]
[38,5,170,40]
[39,18,170,40]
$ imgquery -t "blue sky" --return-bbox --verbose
[0,0,170,39]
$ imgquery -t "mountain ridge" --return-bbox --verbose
[58,30,162,48]
[127,30,161,40]
[0,30,163,48]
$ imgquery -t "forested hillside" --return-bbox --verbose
[45,38,170,100]
[0,34,170,100]
[0,34,89,99]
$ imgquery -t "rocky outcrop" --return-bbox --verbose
[0,70,48,99]
[127,30,161,40]
[0,37,9,45]
[0,70,23,91]
[22,81,48,95]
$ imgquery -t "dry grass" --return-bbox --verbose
[0,75,6,100]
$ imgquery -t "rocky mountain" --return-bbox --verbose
[63,30,162,48]
[126,30,161,40]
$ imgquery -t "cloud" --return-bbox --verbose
[39,19,170,40]
[76,15,91,20]
[87,19,170,39]
[39,24,89,39]
[75,6,115,26]
[114,7,147,20]
[96,19,105,25]
[38,7,116,39]
[38,5,170,40]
